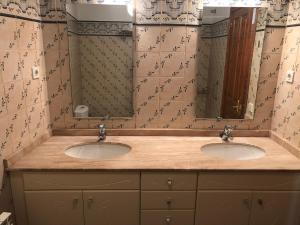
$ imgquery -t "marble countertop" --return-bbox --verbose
[7,136,300,171]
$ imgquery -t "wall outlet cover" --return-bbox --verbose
[286,70,295,83]
[31,66,39,79]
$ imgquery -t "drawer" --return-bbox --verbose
[23,172,140,190]
[141,191,196,209]
[141,210,194,225]
[141,172,197,190]
[198,172,300,190]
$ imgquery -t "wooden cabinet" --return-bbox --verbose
[195,191,251,225]
[10,171,300,225]
[250,191,300,225]
[25,191,84,225]
[83,191,140,225]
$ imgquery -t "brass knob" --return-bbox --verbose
[258,199,263,206]
[232,99,242,114]
[165,216,172,224]
[167,178,173,186]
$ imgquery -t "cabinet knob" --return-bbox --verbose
[258,199,263,206]
[165,216,172,224]
[88,197,93,207]
[167,178,173,187]
[243,198,250,209]
[73,198,79,204]
[166,198,172,205]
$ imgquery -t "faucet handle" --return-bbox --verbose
[98,124,105,129]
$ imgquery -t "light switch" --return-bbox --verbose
[31,66,39,79]
[286,70,295,83]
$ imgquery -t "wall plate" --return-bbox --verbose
[31,66,39,79]
[286,70,295,83]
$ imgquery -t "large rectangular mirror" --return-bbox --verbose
[196,6,267,119]
[66,0,134,118]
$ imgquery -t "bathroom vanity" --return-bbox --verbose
[7,136,300,225]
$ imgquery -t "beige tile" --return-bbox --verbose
[42,23,59,52]
[135,77,160,103]
[160,26,186,52]
[17,20,35,50]
[19,50,37,78]
[159,100,184,128]
[0,116,13,158]
[262,28,285,54]
[186,27,201,51]
[8,109,31,154]
[24,77,42,106]
[0,50,22,82]
[136,26,161,52]
[136,99,160,128]
[4,80,26,114]
[0,83,7,119]
[160,52,185,77]
[0,16,18,50]
[159,77,184,101]
[135,52,160,77]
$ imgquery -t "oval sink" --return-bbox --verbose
[201,143,265,160]
[65,143,131,160]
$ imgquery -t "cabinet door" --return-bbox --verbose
[250,191,300,225]
[83,190,139,225]
[25,191,84,225]
[195,191,251,225]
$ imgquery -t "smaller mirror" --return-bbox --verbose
[196,6,268,119]
[66,0,134,118]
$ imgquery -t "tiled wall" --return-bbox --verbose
[41,0,288,130]
[271,0,300,150]
[0,16,51,160]
[0,0,298,140]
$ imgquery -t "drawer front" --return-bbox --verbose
[141,172,197,190]
[141,191,196,209]
[198,172,300,190]
[141,210,194,225]
[23,172,140,190]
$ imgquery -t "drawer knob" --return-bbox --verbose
[258,199,263,206]
[165,216,172,224]
[166,198,172,205]
[167,178,173,186]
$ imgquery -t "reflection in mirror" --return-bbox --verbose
[196,7,267,119]
[66,0,134,118]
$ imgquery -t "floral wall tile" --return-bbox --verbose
[160,26,186,52]
[136,26,161,52]
[160,52,185,77]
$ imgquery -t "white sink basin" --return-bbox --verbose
[65,143,131,160]
[201,143,266,160]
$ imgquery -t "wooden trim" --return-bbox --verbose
[270,131,300,159]
[52,129,270,137]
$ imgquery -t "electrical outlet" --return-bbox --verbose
[31,66,39,79]
[286,70,295,83]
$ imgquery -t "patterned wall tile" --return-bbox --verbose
[136,26,161,52]
[160,52,185,77]
[136,52,160,77]
[160,26,186,52]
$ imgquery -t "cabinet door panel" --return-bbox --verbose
[25,191,84,225]
[83,190,139,225]
[195,191,251,225]
[250,191,300,225]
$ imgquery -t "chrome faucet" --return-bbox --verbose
[98,124,106,142]
[219,125,233,142]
